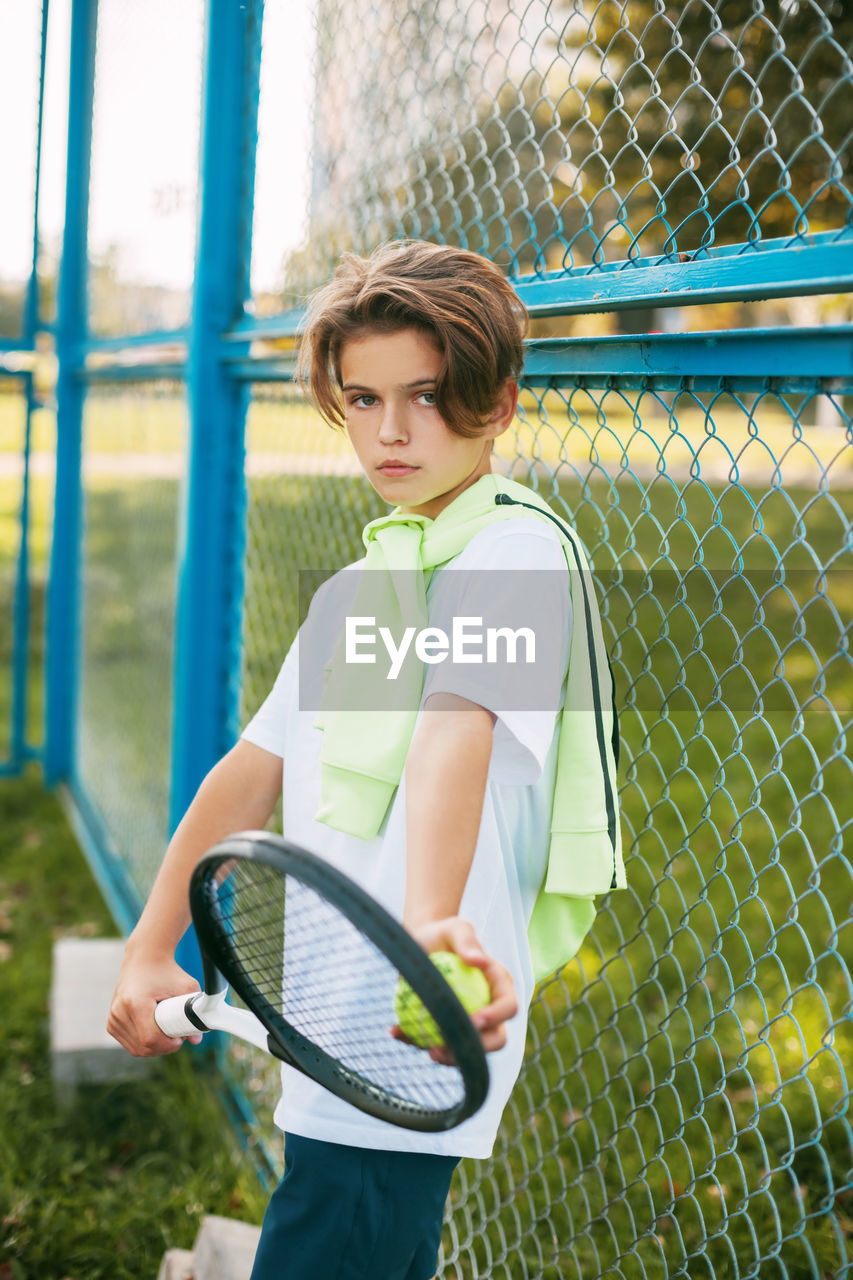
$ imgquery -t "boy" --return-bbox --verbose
[108,240,623,1280]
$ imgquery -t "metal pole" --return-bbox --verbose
[11,0,51,771]
[45,0,98,785]
[170,0,264,978]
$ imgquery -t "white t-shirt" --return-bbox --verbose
[242,518,588,1158]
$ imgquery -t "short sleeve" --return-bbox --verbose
[423,520,571,786]
[241,638,299,758]
[241,557,365,756]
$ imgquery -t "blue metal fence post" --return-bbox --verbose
[11,0,51,772]
[171,0,264,978]
[45,0,98,786]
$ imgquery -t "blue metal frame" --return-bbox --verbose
[216,325,853,394]
[169,0,263,977]
[513,229,853,316]
[14,0,51,771]
[225,307,306,343]
[45,0,98,786]
[11,371,35,770]
[8,0,847,1250]
[219,229,853,347]
[1,364,35,781]
[23,0,49,355]
[521,325,853,392]
[83,362,189,382]
[2,0,50,777]
[81,327,190,355]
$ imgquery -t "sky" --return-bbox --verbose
[0,0,315,295]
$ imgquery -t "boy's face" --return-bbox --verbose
[340,327,515,521]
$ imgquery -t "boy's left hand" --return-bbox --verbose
[394,917,518,1063]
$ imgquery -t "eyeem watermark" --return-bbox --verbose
[298,567,572,712]
[346,615,536,680]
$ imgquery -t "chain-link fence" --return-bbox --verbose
[437,383,852,1276]
[236,380,852,1276]
[11,0,852,1273]
[282,0,853,295]
[0,0,50,777]
[75,381,186,907]
[237,6,852,1271]
[0,378,30,770]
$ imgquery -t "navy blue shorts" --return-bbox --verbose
[249,1134,460,1280]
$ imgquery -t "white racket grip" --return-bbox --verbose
[154,992,207,1039]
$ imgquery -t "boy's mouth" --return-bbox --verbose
[378,461,419,476]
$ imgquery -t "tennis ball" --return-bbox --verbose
[394,951,491,1048]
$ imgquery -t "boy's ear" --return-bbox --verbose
[483,379,519,440]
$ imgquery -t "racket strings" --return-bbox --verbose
[201,861,468,1114]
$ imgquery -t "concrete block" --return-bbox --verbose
[50,936,152,1098]
[192,1215,261,1280]
[157,1248,195,1280]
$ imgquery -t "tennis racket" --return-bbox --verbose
[154,832,489,1132]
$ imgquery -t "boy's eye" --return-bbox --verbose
[416,391,436,406]
[349,394,377,408]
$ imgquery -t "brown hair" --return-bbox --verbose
[297,240,528,437]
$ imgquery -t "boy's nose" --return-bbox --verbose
[378,405,408,443]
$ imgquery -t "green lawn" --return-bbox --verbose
[0,769,267,1280]
[0,410,268,1278]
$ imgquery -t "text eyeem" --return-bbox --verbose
[345,615,536,680]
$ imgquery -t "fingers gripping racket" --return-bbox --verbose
[154,832,489,1132]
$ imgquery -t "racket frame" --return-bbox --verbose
[189,831,490,1132]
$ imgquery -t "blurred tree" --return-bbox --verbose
[0,284,25,342]
[388,0,853,275]
[550,0,853,262]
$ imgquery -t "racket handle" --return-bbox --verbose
[154,993,206,1038]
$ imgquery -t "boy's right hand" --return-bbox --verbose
[107,952,202,1057]
[398,917,519,1065]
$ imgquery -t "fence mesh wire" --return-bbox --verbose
[0,380,29,766]
[438,381,852,1276]
[237,375,852,1276]
[0,0,46,770]
[237,2,853,1274]
[240,384,385,723]
[0,0,42,340]
[53,0,853,1273]
[278,0,853,302]
[76,382,186,902]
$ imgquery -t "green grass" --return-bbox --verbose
[0,436,268,1277]
[0,768,268,1280]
